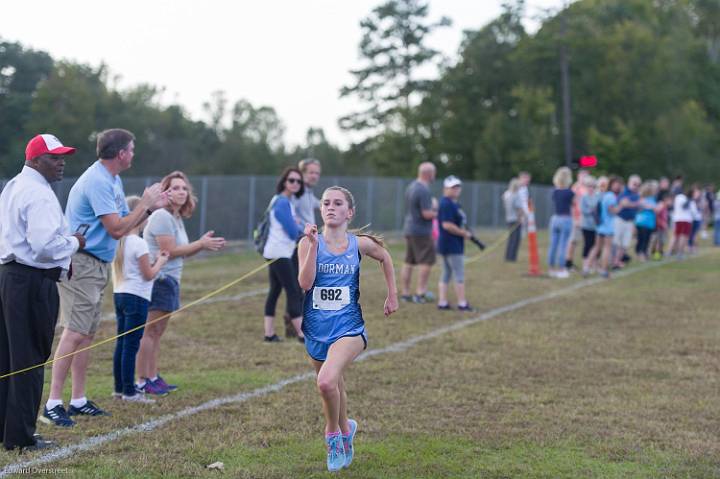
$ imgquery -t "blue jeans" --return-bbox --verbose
[547,215,573,268]
[113,293,149,396]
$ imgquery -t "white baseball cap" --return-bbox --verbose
[443,175,462,188]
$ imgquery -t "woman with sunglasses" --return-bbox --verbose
[261,167,306,342]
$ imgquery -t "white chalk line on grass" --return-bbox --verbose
[0,257,684,476]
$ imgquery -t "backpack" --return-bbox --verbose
[253,195,278,255]
[595,196,603,225]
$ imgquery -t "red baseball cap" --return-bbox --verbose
[25,134,77,161]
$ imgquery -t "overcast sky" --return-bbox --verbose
[1,0,564,148]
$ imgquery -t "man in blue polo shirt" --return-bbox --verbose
[43,129,167,426]
[613,174,641,268]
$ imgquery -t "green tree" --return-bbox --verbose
[339,0,450,172]
[0,39,54,175]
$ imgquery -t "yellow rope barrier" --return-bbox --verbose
[465,222,521,266]
[0,259,277,381]
[0,223,520,381]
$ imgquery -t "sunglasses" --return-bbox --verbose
[287,178,302,184]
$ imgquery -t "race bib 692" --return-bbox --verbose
[312,286,350,311]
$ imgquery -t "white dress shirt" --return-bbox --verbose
[0,166,79,270]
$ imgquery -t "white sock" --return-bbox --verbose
[136,379,147,388]
[46,399,63,410]
[458,301,468,307]
[150,376,158,382]
[70,397,87,408]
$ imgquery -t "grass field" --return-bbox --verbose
[1,230,719,478]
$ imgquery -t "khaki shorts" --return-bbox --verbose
[58,252,111,336]
[612,218,635,249]
[404,235,436,266]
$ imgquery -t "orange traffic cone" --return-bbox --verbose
[527,200,541,276]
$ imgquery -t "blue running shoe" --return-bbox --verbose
[155,375,178,392]
[342,419,358,468]
[68,400,111,417]
[325,432,346,472]
[41,405,75,428]
[138,378,169,397]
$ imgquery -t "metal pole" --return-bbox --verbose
[471,182,479,228]
[199,177,208,237]
[560,1,573,167]
[492,183,500,227]
[366,177,374,227]
[247,176,256,242]
[395,178,404,231]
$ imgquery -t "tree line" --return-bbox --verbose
[1,0,719,183]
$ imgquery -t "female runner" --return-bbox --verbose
[297,186,398,472]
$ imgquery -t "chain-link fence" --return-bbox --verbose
[0,175,554,241]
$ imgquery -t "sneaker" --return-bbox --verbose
[11,435,58,453]
[400,295,413,303]
[556,269,570,279]
[325,433,346,472]
[437,304,452,311]
[420,291,435,302]
[41,404,75,428]
[411,294,427,304]
[342,419,358,468]
[548,270,558,278]
[68,400,111,417]
[155,375,178,392]
[138,379,169,397]
[121,393,156,404]
[264,334,282,343]
[457,304,477,312]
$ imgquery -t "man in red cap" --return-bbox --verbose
[0,134,86,452]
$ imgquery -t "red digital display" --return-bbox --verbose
[579,155,597,168]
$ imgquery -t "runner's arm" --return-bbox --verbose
[358,236,398,317]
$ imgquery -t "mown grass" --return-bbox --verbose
[1,231,719,478]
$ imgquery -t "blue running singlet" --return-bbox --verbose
[302,233,366,361]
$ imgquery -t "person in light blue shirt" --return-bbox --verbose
[597,176,624,278]
[635,181,659,261]
[298,185,398,472]
[65,159,129,262]
[45,129,168,426]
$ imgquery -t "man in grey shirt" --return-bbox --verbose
[292,158,321,227]
[401,162,438,303]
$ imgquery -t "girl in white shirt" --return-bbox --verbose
[111,196,169,403]
[672,190,693,258]
[688,186,703,253]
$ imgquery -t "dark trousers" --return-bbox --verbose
[264,258,304,318]
[635,226,653,256]
[582,229,597,258]
[113,293,149,396]
[504,221,522,262]
[0,262,59,449]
